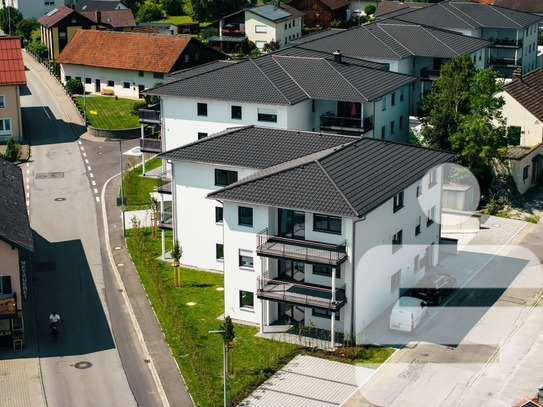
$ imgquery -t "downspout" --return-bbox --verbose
[350,215,366,345]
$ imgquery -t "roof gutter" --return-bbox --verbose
[350,214,366,344]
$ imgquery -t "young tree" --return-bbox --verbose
[136,1,166,22]
[171,239,182,287]
[219,315,235,373]
[184,0,246,22]
[364,3,376,15]
[0,6,22,35]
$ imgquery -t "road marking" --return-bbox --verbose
[92,180,96,186]
[87,166,92,171]
[94,188,98,194]
[90,173,94,178]
[78,140,82,145]
[83,152,87,157]
[80,146,85,151]
[95,196,100,202]
[85,159,89,164]
[43,107,51,120]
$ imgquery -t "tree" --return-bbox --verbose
[262,39,280,53]
[364,3,376,15]
[136,1,166,22]
[0,6,22,35]
[171,239,182,287]
[2,137,21,163]
[15,18,38,42]
[219,316,235,373]
[184,0,246,22]
[162,0,183,16]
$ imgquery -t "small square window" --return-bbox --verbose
[123,82,130,89]
[197,103,207,117]
[238,206,253,227]
[107,80,114,87]
[198,132,208,140]
[215,169,237,186]
[216,244,224,260]
[85,77,91,84]
[215,207,223,223]
[65,75,71,81]
[231,105,242,120]
[239,251,254,268]
[314,214,341,234]
[59,32,67,40]
[153,72,164,79]
[240,290,254,309]
[138,71,144,77]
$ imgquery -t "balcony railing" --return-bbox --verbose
[490,38,522,48]
[488,57,519,67]
[319,115,373,134]
[420,68,440,80]
[157,169,172,194]
[140,138,162,153]
[257,229,348,266]
[158,211,172,229]
[257,271,347,311]
[139,106,161,123]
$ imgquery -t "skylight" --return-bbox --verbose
[46,8,59,17]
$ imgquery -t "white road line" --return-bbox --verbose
[85,159,90,164]
[83,152,87,157]
[90,173,94,178]
[94,188,98,194]
[92,180,96,186]
[95,196,100,202]
[78,140,82,145]
[80,146,85,151]
[43,107,51,120]
[87,166,92,171]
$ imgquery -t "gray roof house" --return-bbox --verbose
[379,0,543,77]
[290,19,491,113]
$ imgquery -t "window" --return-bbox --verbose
[240,290,254,309]
[85,77,91,84]
[123,82,130,89]
[197,103,208,116]
[0,119,12,134]
[238,206,253,226]
[0,275,12,294]
[400,88,405,102]
[427,206,435,226]
[415,216,421,236]
[214,169,238,186]
[65,75,71,81]
[138,71,144,77]
[198,132,208,140]
[215,207,223,223]
[313,265,340,278]
[523,165,529,181]
[0,95,5,108]
[312,308,339,320]
[314,214,341,234]
[239,250,254,268]
[231,105,242,120]
[184,54,189,63]
[75,77,81,82]
[392,230,403,251]
[255,25,267,33]
[390,120,395,134]
[399,116,404,129]
[381,125,385,139]
[382,96,386,111]
[428,169,437,188]
[284,23,287,29]
[59,32,67,40]
[391,92,396,106]
[393,191,404,212]
[391,270,401,292]
[258,108,277,123]
[216,244,224,260]
[153,72,164,79]
[416,183,422,197]
[107,80,114,87]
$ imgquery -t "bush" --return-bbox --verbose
[65,78,84,95]
[364,3,376,15]
[200,27,218,40]
[2,137,21,163]
[132,100,148,115]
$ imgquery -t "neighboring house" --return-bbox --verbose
[379,1,543,77]
[290,20,491,114]
[0,157,34,349]
[38,5,97,60]
[0,36,27,142]
[56,30,228,98]
[73,0,128,11]
[288,0,350,28]
[136,22,178,35]
[374,0,432,18]
[498,68,543,193]
[167,130,452,346]
[211,2,304,52]
[472,0,543,18]
[79,9,136,31]
[7,0,64,20]
[144,48,417,153]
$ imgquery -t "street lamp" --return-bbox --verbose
[112,139,126,236]
[209,329,227,407]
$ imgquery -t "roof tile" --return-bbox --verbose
[0,37,26,85]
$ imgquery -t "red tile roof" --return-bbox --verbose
[56,30,191,73]
[79,9,136,28]
[0,37,26,85]
[504,68,543,123]
[38,5,78,28]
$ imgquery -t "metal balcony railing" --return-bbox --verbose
[319,115,373,134]
[257,271,346,311]
[138,106,161,123]
[140,138,162,153]
[157,169,171,194]
[158,211,172,229]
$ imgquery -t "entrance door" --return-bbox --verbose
[278,260,304,283]
[278,209,305,239]
[278,303,304,323]
[95,79,100,93]
[138,85,145,98]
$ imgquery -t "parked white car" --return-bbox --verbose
[389,296,428,333]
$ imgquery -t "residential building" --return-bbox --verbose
[211,2,305,52]
[73,0,128,11]
[144,48,417,153]
[498,68,543,193]
[79,9,136,31]
[379,1,543,77]
[0,36,27,142]
[56,30,228,98]
[135,22,178,35]
[290,20,490,114]
[189,131,452,345]
[0,157,34,349]
[374,0,432,18]
[288,0,350,28]
[38,5,97,60]
[6,0,64,20]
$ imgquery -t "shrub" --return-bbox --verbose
[2,137,21,163]
[132,100,148,115]
[65,78,83,95]
[364,3,376,15]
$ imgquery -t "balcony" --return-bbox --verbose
[139,105,161,124]
[222,24,245,37]
[488,57,519,67]
[257,229,348,266]
[420,68,440,80]
[157,169,171,194]
[489,38,522,48]
[140,137,162,153]
[158,211,172,230]
[257,272,346,311]
[320,114,373,135]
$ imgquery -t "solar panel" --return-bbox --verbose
[46,8,59,16]
[251,4,290,21]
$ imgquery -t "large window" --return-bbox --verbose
[314,214,341,234]
[197,103,208,116]
[312,308,339,320]
[240,290,254,309]
[231,105,242,120]
[313,265,340,278]
[0,119,11,135]
[257,108,277,123]
[214,169,238,186]
[216,244,224,260]
[239,250,254,268]
[238,206,253,226]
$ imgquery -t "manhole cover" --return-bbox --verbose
[54,197,66,202]
[74,361,92,369]
[36,172,65,179]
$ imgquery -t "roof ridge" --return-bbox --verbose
[446,2,479,29]
[374,23,413,58]
[422,25,459,56]
[315,160,359,217]
[323,59,369,102]
[271,56,312,100]
[483,3,523,27]
[249,57,295,105]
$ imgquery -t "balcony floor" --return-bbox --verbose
[258,239,347,266]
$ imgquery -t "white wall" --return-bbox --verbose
[500,90,543,147]
[372,85,411,143]
[508,145,543,194]
[12,0,64,20]
[246,12,277,49]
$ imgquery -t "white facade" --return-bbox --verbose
[8,0,65,20]
[500,89,543,147]
[245,10,303,50]
[60,63,168,98]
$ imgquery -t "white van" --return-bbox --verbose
[389,296,428,333]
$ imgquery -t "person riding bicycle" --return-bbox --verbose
[49,311,61,330]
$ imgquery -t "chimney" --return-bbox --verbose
[70,3,75,10]
[333,50,342,63]
[95,10,101,24]
[512,66,522,80]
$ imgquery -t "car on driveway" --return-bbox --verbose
[411,272,457,305]
[389,296,428,333]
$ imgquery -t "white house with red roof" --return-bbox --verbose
[0,36,26,142]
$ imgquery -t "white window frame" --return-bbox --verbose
[0,95,5,108]
[0,118,12,135]
[255,25,267,33]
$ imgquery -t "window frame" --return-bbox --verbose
[393,191,404,212]
[214,169,238,186]
[197,103,208,117]
[313,264,341,279]
[415,216,421,236]
[392,230,403,252]
[523,165,529,181]
[0,118,12,135]
[198,132,208,140]
[0,95,5,108]
[238,206,253,227]
[215,207,223,223]
[107,80,114,87]
[231,105,242,120]
[255,25,267,33]
[313,213,342,235]
[216,244,224,260]
[239,251,254,268]
[239,290,254,309]
[427,206,435,227]
[123,82,130,89]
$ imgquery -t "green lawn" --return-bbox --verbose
[74,96,140,129]
[122,157,165,211]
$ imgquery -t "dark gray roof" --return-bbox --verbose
[0,158,33,252]
[166,60,238,80]
[275,46,388,69]
[75,0,126,11]
[390,1,542,29]
[291,21,490,59]
[159,125,357,169]
[208,138,454,218]
[249,3,305,22]
[147,52,416,104]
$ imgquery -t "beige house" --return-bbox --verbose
[0,36,26,142]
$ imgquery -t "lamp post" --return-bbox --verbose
[83,64,87,125]
[209,329,227,407]
[112,139,126,236]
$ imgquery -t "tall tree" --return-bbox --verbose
[15,17,38,42]
[136,1,166,22]
[184,0,246,22]
[0,6,22,35]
